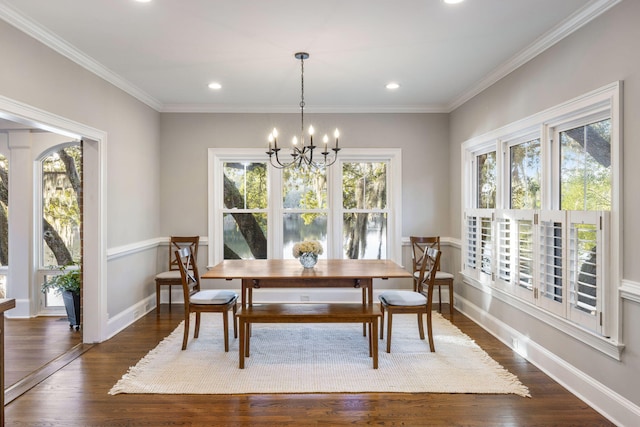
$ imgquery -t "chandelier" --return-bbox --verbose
[266,52,340,169]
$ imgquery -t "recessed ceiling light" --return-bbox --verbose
[386,82,400,90]
[134,0,152,3]
[443,0,465,4]
[208,82,222,90]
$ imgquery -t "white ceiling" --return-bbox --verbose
[0,0,619,114]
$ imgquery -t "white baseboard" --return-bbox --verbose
[105,295,155,339]
[4,298,32,318]
[455,295,640,427]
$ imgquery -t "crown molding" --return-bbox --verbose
[160,103,449,114]
[447,0,623,112]
[0,2,163,111]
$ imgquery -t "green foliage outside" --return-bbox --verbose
[223,160,388,259]
[41,263,81,295]
[510,139,541,209]
[477,152,496,209]
[561,120,611,211]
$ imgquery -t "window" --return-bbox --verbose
[477,151,496,209]
[559,119,611,211]
[0,153,7,298]
[209,149,402,265]
[38,143,82,311]
[341,161,388,259]
[222,161,268,260]
[510,137,541,209]
[461,82,621,353]
[282,166,327,259]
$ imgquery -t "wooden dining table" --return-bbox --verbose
[203,259,411,369]
[202,258,412,306]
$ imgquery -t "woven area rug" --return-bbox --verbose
[109,311,529,396]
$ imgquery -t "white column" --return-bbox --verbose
[7,130,33,317]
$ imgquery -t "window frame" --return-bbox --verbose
[460,81,623,359]
[209,148,403,266]
[35,141,82,315]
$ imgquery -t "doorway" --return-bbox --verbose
[0,96,106,394]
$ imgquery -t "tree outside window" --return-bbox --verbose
[510,139,541,209]
[342,162,387,259]
[222,162,267,259]
[0,154,8,298]
[477,151,496,209]
[282,166,327,259]
[41,144,82,307]
[560,119,611,211]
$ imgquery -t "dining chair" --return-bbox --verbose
[410,236,454,319]
[379,247,441,353]
[176,246,238,351]
[155,236,199,315]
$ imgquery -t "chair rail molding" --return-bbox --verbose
[619,279,640,304]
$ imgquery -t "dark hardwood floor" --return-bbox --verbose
[4,305,614,426]
[4,316,82,387]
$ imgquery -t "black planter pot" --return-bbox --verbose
[62,290,81,330]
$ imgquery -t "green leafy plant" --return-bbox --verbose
[42,263,81,295]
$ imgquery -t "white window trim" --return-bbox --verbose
[208,148,403,266]
[460,81,623,359]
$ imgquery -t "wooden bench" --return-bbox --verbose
[236,303,382,369]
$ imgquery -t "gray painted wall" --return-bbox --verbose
[449,0,640,410]
[0,19,161,317]
[159,112,450,238]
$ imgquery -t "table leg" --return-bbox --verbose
[241,279,249,308]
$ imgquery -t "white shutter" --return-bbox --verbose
[479,212,494,280]
[512,210,536,302]
[567,211,607,334]
[464,212,478,273]
[464,209,494,283]
[537,211,566,316]
[495,210,514,290]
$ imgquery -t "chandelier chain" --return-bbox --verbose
[300,55,305,135]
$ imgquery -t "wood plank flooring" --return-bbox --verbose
[4,305,614,426]
[4,316,82,387]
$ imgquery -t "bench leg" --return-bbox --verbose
[238,319,246,369]
[222,311,229,352]
[372,318,379,369]
[245,321,251,357]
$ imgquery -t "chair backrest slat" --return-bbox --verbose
[410,236,441,272]
[416,247,441,298]
[176,246,201,307]
[168,236,199,271]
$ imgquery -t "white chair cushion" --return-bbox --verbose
[379,290,427,306]
[155,270,182,280]
[155,269,196,280]
[190,290,237,305]
[435,271,454,280]
[413,270,454,280]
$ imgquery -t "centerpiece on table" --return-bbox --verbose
[292,240,323,268]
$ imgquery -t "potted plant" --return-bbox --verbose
[42,263,81,330]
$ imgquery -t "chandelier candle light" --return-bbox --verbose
[266,52,340,169]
